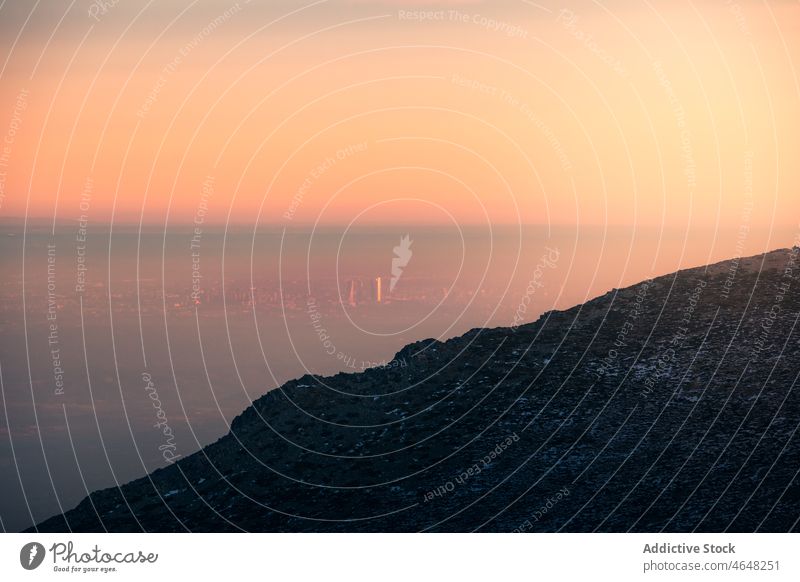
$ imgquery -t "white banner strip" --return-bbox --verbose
[1,533,797,581]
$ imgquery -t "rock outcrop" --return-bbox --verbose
[31,248,800,532]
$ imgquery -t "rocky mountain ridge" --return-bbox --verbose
[31,248,800,532]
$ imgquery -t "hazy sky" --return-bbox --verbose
[0,0,798,232]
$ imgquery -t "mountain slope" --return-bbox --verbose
[31,248,800,532]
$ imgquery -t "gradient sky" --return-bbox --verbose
[0,0,798,232]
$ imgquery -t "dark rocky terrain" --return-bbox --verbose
[30,248,800,532]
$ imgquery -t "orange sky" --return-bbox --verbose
[0,0,798,233]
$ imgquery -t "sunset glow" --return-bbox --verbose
[3,0,800,547]
[1,1,797,234]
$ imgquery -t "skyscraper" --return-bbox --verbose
[348,279,358,307]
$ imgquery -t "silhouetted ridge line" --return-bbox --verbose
[29,248,800,532]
